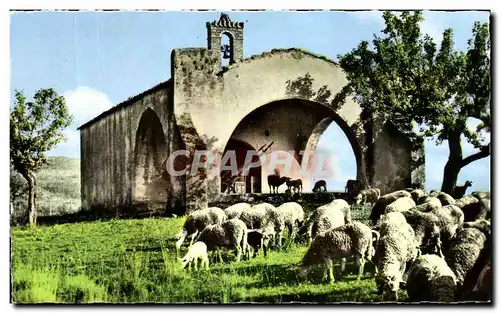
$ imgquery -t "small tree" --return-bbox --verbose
[338,11,490,194]
[10,89,72,226]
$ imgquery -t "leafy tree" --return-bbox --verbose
[10,89,72,225]
[338,11,490,194]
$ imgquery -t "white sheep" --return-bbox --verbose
[175,207,227,255]
[298,202,347,243]
[370,190,412,225]
[384,196,416,214]
[195,218,248,263]
[373,212,419,301]
[355,187,381,208]
[298,221,379,283]
[445,227,487,289]
[409,189,427,203]
[276,202,305,247]
[414,196,442,212]
[224,202,252,219]
[179,241,210,271]
[406,254,457,303]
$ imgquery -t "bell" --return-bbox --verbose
[221,44,231,59]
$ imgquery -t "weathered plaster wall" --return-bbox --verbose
[80,82,184,214]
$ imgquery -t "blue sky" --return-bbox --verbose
[10,10,490,192]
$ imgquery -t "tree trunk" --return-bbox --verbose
[441,131,463,195]
[21,171,37,226]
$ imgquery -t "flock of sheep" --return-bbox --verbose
[174,185,491,303]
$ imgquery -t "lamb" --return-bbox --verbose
[286,179,303,193]
[373,212,419,301]
[406,254,457,303]
[196,218,248,263]
[246,224,275,258]
[175,207,227,255]
[267,174,289,194]
[179,241,210,271]
[414,196,442,212]
[370,190,412,225]
[384,197,416,214]
[276,202,305,247]
[355,187,381,207]
[239,202,285,249]
[452,180,473,199]
[298,221,379,283]
[224,202,252,219]
[312,180,327,193]
[445,228,487,290]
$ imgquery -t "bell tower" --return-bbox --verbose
[206,13,244,65]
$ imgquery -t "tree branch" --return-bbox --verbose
[461,143,490,168]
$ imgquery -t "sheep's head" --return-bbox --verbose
[465,180,473,188]
[356,192,366,205]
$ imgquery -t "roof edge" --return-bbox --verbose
[77,79,172,130]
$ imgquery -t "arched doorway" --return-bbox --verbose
[221,98,362,194]
[133,108,170,209]
[220,138,262,194]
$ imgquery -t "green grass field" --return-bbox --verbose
[11,211,409,304]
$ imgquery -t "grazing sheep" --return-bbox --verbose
[452,180,473,199]
[406,254,457,303]
[246,224,275,258]
[373,212,419,301]
[471,191,490,201]
[330,199,352,224]
[286,179,303,193]
[456,196,490,222]
[463,219,490,237]
[429,191,456,206]
[239,202,285,249]
[431,205,464,247]
[472,261,492,301]
[224,203,251,219]
[312,180,327,193]
[384,197,416,214]
[370,190,412,225]
[175,207,227,254]
[345,179,361,201]
[179,241,210,271]
[355,188,381,207]
[267,174,289,194]
[445,228,487,290]
[414,196,442,212]
[298,201,349,243]
[298,221,379,283]
[276,202,305,247]
[400,209,443,257]
[408,189,427,203]
[196,218,248,263]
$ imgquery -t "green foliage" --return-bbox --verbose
[12,216,390,303]
[10,89,73,173]
[10,88,73,225]
[338,11,490,191]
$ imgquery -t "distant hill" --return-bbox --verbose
[11,157,81,219]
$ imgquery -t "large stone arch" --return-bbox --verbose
[171,48,424,211]
[222,98,362,193]
[133,108,171,211]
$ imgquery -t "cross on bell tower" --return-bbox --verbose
[206,13,244,66]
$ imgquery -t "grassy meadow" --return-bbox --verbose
[11,205,404,304]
